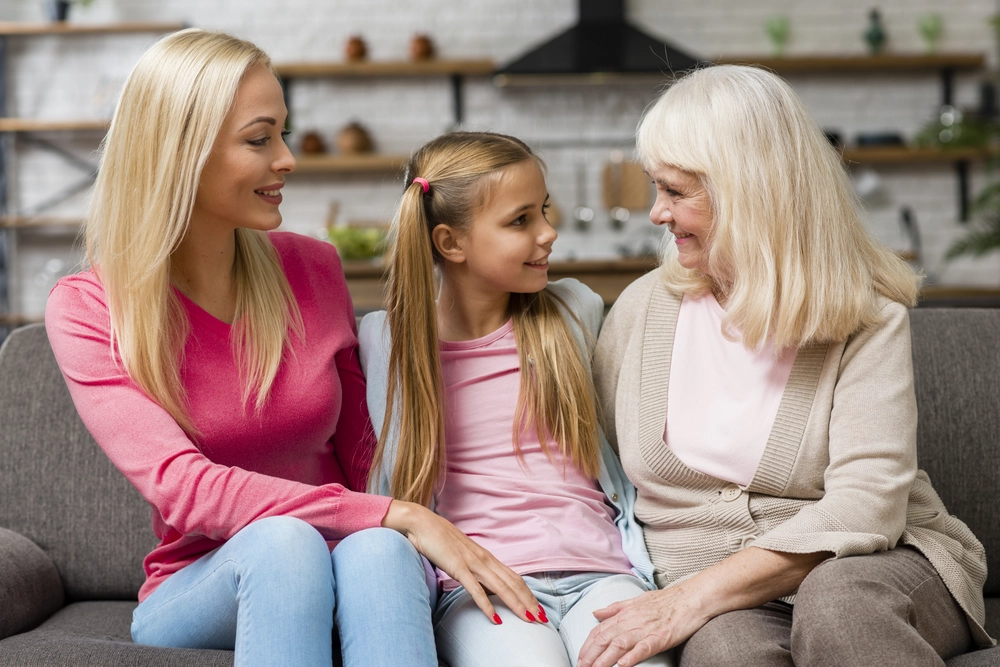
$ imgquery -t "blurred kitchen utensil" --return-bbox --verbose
[602,152,650,217]
[605,150,628,230]
[573,162,594,232]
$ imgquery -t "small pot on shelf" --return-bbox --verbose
[336,122,374,154]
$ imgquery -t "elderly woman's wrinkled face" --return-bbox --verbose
[648,164,714,275]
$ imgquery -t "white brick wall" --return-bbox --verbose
[3,0,1000,315]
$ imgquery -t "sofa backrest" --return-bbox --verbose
[0,324,153,601]
[909,308,999,597]
[0,311,996,601]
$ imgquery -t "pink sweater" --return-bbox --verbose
[45,232,391,601]
[434,320,634,591]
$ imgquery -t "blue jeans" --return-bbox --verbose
[131,517,437,667]
[434,570,675,667]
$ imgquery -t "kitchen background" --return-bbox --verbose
[2,0,1000,326]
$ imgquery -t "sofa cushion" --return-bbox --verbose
[0,528,64,639]
[0,325,154,601]
[0,601,232,666]
[909,309,1000,597]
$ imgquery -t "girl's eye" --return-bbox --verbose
[512,214,527,226]
[281,130,291,140]
[541,204,551,219]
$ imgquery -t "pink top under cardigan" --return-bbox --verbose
[45,231,391,601]
[666,293,797,487]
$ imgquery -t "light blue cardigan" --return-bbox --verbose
[357,278,655,590]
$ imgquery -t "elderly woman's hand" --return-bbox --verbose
[578,547,831,667]
[577,583,710,667]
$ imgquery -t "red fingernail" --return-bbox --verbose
[493,613,502,625]
[538,607,549,623]
[525,611,536,622]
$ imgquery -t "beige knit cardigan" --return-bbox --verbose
[593,269,993,648]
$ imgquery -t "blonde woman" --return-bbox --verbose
[45,30,536,666]
[359,132,668,667]
[578,65,992,667]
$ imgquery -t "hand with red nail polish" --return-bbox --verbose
[538,606,549,623]
[525,610,536,622]
[493,613,503,625]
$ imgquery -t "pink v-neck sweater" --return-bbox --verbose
[45,231,391,601]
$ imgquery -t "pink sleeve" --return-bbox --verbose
[45,283,391,543]
[331,337,378,493]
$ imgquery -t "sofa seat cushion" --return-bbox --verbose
[0,601,232,666]
[985,598,1000,642]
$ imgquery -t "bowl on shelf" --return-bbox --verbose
[325,224,387,261]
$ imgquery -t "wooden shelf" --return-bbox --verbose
[0,22,186,36]
[274,59,494,79]
[842,146,994,165]
[0,314,43,327]
[0,118,108,133]
[715,53,985,73]
[293,153,407,174]
[0,216,82,229]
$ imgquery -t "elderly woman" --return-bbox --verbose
[578,65,992,667]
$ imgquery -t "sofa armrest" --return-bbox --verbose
[0,527,64,639]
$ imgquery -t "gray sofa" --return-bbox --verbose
[0,310,998,666]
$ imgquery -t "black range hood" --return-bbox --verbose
[494,0,703,85]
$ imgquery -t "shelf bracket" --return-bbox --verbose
[941,67,954,107]
[13,133,98,216]
[281,75,295,131]
[957,159,970,222]
[450,74,464,129]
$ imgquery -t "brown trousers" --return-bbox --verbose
[678,547,972,667]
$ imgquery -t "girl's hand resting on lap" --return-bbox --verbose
[382,499,540,624]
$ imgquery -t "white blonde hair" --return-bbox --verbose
[637,65,919,350]
[87,28,302,435]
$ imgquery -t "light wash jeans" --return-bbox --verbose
[434,570,675,667]
[130,516,437,667]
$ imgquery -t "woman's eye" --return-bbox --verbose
[281,130,291,140]
[542,204,551,218]
[248,136,270,147]
[512,214,527,226]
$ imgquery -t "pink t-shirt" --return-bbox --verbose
[45,232,392,601]
[666,293,797,487]
[435,320,634,591]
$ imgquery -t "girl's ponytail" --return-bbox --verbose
[374,179,446,506]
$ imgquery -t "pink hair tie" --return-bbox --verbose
[412,177,430,193]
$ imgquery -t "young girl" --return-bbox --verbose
[359,132,672,666]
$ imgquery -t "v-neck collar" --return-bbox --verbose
[172,286,234,337]
[636,278,829,495]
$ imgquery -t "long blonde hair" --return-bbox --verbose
[637,65,920,350]
[374,132,602,506]
[87,28,302,435]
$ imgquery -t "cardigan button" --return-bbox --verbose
[611,493,619,503]
[720,484,742,502]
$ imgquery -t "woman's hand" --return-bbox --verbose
[382,499,541,624]
[577,584,711,667]
[577,547,831,667]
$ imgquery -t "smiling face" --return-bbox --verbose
[191,64,296,235]
[447,159,556,298]
[648,163,715,275]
